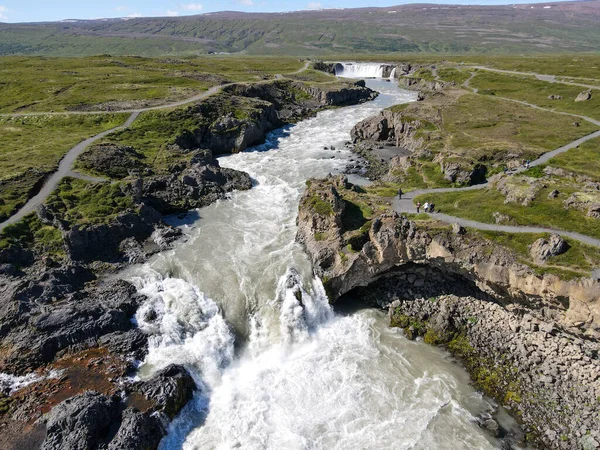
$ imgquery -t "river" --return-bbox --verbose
[121,79,510,449]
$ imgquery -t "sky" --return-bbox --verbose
[0,0,575,23]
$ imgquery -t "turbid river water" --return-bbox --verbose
[121,79,515,449]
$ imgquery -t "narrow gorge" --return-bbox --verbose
[1,64,598,450]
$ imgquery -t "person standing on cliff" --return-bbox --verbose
[397,188,403,199]
[416,201,421,213]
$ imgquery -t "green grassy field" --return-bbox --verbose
[469,70,600,121]
[45,177,134,226]
[440,94,597,159]
[474,230,600,279]
[546,138,600,181]
[0,113,128,221]
[381,91,597,192]
[416,182,600,240]
[0,56,305,113]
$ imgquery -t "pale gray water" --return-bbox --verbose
[122,80,513,449]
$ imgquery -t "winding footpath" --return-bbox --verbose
[0,62,312,232]
[394,72,600,247]
[469,66,600,91]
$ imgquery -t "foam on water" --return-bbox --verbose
[335,63,387,78]
[122,80,502,449]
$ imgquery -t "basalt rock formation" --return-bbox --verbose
[164,80,376,156]
[296,175,600,449]
[350,108,486,184]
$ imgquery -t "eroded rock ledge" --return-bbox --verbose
[0,79,379,450]
[296,175,600,449]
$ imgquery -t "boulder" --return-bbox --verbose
[106,408,164,450]
[547,94,562,100]
[452,223,466,235]
[575,90,592,102]
[42,391,118,450]
[137,364,196,419]
[529,234,569,263]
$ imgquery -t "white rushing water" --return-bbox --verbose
[123,79,505,449]
[335,63,387,78]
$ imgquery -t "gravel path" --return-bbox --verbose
[0,63,314,231]
[393,127,600,247]
[469,66,600,91]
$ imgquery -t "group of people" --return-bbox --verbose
[416,201,434,213]
[397,189,435,213]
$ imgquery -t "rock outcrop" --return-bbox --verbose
[296,175,600,449]
[575,89,592,102]
[388,295,600,450]
[350,109,424,152]
[41,365,196,450]
[297,176,600,335]
[529,234,569,264]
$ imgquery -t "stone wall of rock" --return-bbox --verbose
[297,175,600,448]
[386,293,600,450]
[350,109,425,152]
[297,176,600,336]
[295,80,377,106]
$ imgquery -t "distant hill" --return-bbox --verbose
[1,1,600,56]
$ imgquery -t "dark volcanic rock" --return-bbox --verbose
[106,408,165,450]
[62,204,162,262]
[137,364,196,419]
[78,144,148,179]
[42,391,118,450]
[0,277,147,373]
[40,365,196,450]
[141,151,252,215]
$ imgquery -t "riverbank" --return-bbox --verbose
[295,173,600,449]
[0,78,377,450]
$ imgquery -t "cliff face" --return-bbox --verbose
[297,176,600,336]
[350,109,425,152]
[296,175,600,449]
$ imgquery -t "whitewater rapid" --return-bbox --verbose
[123,79,506,449]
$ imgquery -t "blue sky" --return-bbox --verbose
[0,0,572,23]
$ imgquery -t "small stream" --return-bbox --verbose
[121,79,513,449]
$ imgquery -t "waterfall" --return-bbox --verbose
[334,62,387,78]
[118,81,500,450]
[389,67,397,80]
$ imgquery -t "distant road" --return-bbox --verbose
[0,62,312,118]
[469,66,600,91]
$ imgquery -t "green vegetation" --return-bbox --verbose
[436,68,471,86]
[548,138,600,182]
[0,213,63,258]
[475,230,600,279]
[0,113,128,180]
[96,92,270,174]
[417,185,600,240]
[2,7,599,57]
[305,195,333,216]
[287,69,336,83]
[0,113,128,221]
[0,56,305,113]
[470,70,600,121]
[45,178,134,226]
[439,93,597,161]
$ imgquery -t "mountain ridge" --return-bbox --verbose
[0,0,599,56]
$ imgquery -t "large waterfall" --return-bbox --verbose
[335,62,389,78]
[121,80,511,449]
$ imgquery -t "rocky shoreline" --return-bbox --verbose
[0,80,376,449]
[296,174,600,449]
